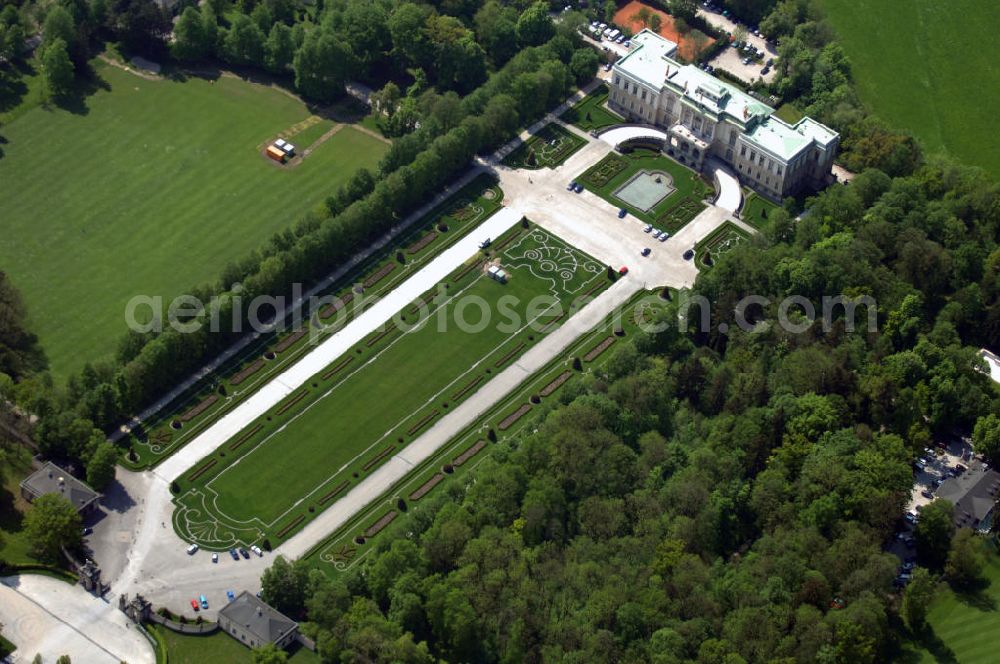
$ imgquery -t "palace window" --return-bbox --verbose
[740,145,747,157]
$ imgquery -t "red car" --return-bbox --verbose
[618,266,629,276]
[190,599,199,611]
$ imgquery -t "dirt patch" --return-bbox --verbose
[230,359,265,386]
[453,440,487,467]
[540,370,573,397]
[584,336,616,362]
[180,394,219,423]
[319,292,354,319]
[410,473,446,501]
[363,262,397,289]
[499,403,532,431]
[613,0,715,61]
[406,231,438,255]
[273,328,308,353]
[364,510,398,538]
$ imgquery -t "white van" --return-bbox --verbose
[186,543,199,555]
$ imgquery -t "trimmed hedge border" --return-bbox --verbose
[228,423,263,452]
[406,409,440,437]
[229,358,264,386]
[276,514,305,539]
[409,473,446,501]
[364,510,398,538]
[180,394,219,423]
[494,342,526,368]
[453,440,487,467]
[498,403,532,431]
[362,445,396,472]
[583,335,616,362]
[275,390,309,417]
[540,370,572,397]
[318,481,350,506]
[322,356,354,381]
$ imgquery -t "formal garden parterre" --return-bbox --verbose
[501,123,587,170]
[561,83,626,133]
[578,147,714,232]
[304,288,673,573]
[695,221,752,269]
[171,225,609,549]
[126,175,503,469]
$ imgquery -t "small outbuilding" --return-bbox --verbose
[20,462,99,515]
[487,265,508,283]
[218,591,299,650]
[266,145,286,163]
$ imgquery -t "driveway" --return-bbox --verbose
[0,575,154,664]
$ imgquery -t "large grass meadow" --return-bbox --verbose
[820,0,1000,177]
[172,226,608,549]
[0,61,388,379]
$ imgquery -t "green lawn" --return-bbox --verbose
[502,123,587,170]
[695,221,752,268]
[820,0,1000,177]
[561,84,625,132]
[172,226,609,549]
[128,175,503,469]
[578,148,712,232]
[773,103,805,124]
[150,625,319,664]
[0,60,388,379]
[741,193,781,229]
[897,542,1000,663]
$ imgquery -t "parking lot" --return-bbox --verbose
[698,3,778,84]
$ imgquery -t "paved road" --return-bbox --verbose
[0,575,154,664]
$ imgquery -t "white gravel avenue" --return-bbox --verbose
[153,207,522,483]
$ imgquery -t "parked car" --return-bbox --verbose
[921,489,934,499]
[618,266,629,276]
[761,66,770,75]
[604,63,612,72]
[478,238,491,249]
[226,590,236,601]
[251,545,263,557]
[618,208,627,218]
[82,527,93,536]
[229,548,239,561]
[239,548,250,559]
[643,224,653,233]
[211,553,219,563]
[904,513,918,525]
[658,233,668,242]
[190,599,199,611]
[186,543,199,555]
[932,477,945,488]
[200,595,208,609]
[641,247,651,257]
[683,249,695,260]
[567,181,577,191]
[901,562,915,573]
[574,183,584,193]
[955,463,968,473]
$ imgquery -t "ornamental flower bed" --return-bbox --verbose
[494,342,526,368]
[319,292,354,319]
[498,403,532,431]
[584,335,616,362]
[275,389,309,416]
[406,231,438,255]
[318,481,350,506]
[406,409,440,437]
[409,473,446,501]
[228,423,263,452]
[187,458,217,482]
[229,358,265,386]
[539,370,573,397]
[453,440,487,467]
[582,154,627,188]
[450,375,483,401]
[362,444,396,472]
[272,327,308,353]
[364,510,398,538]
[363,261,397,289]
[180,394,220,423]
[275,514,305,539]
[322,356,353,381]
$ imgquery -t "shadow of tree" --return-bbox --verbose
[911,624,959,664]
[49,62,111,116]
[0,486,25,536]
[953,576,998,612]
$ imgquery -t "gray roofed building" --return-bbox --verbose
[217,591,299,650]
[20,462,99,515]
[936,465,1000,531]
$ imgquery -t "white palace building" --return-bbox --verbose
[608,29,839,200]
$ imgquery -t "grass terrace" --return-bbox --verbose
[126,175,504,469]
[502,123,587,170]
[0,60,389,380]
[304,288,673,573]
[578,148,712,232]
[561,84,625,132]
[695,221,752,268]
[741,192,782,230]
[172,224,610,549]
[149,625,319,664]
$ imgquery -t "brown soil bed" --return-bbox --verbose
[187,458,218,482]
[275,514,305,539]
[228,424,263,452]
[450,375,484,402]
[494,342,526,369]
[406,231,438,255]
[230,359,265,386]
[275,390,308,417]
[319,292,354,319]
[322,356,354,381]
[452,259,483,283]
[363,262,397,289]
[572,280,607,307]
[453,440,487,467]
[364,510,398,538]
[366,325,398,348]
[273,327,308,353]
[408,292,436,316]
[540,370,573,397]
[180,394,220,423]
[409,473,445,501]
[362,445,395,472]
[584,336,616,362]
[491,230,522,252]
[317,481,350,506]
[540,312,566,333]
[498,403,532,431]
[406,409,440,437]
